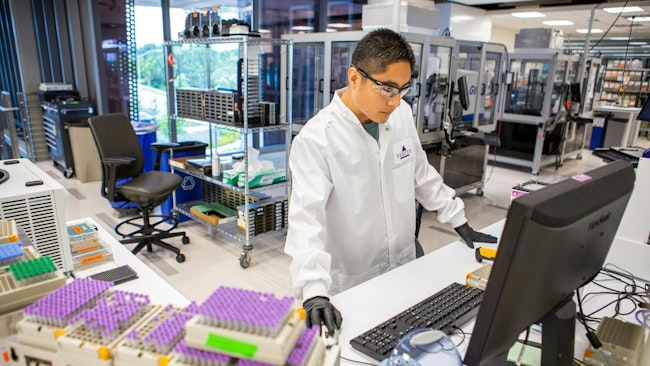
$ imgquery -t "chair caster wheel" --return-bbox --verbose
[182,236,190,245]
[176,254,186,263]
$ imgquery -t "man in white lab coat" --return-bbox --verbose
[284,28,496,336]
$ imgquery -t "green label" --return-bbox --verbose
[205,333,258,358]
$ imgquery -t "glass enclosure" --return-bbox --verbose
[283,31,455,146]
[403,42,422,120]
[453,42,505,129]
[422,45,452,134]
[506,59,550,116]
[505,56,577,117]
[330,41,356,98]
[292,43,324,124]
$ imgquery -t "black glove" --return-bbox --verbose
[302,296,343,337]
[454,223,498,249]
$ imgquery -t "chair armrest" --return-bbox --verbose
[101,156,137,166]
[100,157,136,202]
[151,142,179,152]
[150,143,179,171]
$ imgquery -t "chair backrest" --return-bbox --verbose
[88,113,144,181]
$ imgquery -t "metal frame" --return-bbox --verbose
[454,41,508,133]
[165,36,292,268]
[495,51,583,175]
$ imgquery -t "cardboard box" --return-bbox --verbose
[190,202,238,226]
[511,180,551,202]
[237,169,286,189]
[222,169,239,186]
[168,155,206,170]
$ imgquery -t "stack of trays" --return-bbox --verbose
[237,197,288,237]
[201,182,267,211]
[176,88,206,120]
[67,222,113,270]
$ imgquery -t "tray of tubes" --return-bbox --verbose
[11,278,336,365]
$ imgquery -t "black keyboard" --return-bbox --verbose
[350,282,483,361]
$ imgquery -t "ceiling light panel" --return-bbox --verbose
[511,12,545,18]
[603,6,644,14]
[576,29,604,34]
[628,16,650,22]
[543,20,573,26]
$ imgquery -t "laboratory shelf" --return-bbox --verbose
[175,201,286,247]
[170,166,288,195]
[166,36,292,268]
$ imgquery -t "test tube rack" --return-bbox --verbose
[9,281,338,366]
[0,248,66,315]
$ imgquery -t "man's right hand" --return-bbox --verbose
[302,296,343,337]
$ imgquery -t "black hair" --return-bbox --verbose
[351,28,415,75]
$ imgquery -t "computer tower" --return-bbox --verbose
[0,159,72,271]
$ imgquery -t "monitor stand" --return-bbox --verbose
[480,299,577,366]
[541,298,576,366]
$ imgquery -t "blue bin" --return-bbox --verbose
[160,141,208,222]
[589,116,606,150]
[132,122,158,172]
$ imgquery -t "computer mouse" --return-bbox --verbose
[379,328,462,366]
[320,326,339,348]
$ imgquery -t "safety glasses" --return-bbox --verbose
[351,64,411,98]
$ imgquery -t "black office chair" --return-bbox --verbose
[88,113,189,263]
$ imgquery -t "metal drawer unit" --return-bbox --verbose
[40,99,94,178]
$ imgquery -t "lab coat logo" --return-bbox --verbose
[397,146,412,160]
[393,139,415,164]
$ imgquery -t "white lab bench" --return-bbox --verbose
[69,217,189,307]
[332,220,650,365]
[593,106,642,148]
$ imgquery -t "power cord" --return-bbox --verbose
[577,287,616,366]
[450,325,468,347]
[635,309,650,329]
[339,355,376,365]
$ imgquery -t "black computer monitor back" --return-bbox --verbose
[464,160,635,365]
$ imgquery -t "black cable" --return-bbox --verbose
[451,325,467,347]
[590,0,630,51]
[339,355,377,365]
[577,268,648,333]
[577,288,596,332]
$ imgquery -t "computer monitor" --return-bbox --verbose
[464,160,636,366]
[636,97,650,122]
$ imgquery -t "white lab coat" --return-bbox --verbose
[285,90,467,300]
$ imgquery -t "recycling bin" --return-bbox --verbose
[131,121,158,173]
[160,141,208,222]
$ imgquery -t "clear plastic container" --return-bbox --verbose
[0,219,19,244]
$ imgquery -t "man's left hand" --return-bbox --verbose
[454,223,497,249]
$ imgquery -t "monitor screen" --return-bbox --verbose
[464,160,636,365]
[637,97,650,122]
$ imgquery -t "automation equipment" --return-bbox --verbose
[0,159,71,272]
[495,29,584,175]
